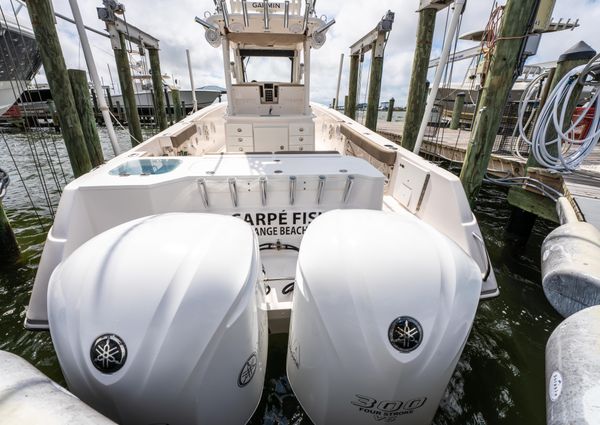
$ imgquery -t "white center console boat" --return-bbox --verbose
[26,1,498,424]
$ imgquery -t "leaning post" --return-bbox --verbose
[450,92,465,130]
[148,48,168,130]
[401,7,436,151]
[114,32,143,146]
[68,69,104,167]
[26,0,92,177]
[459,0,541,203]
[386,97,395,122]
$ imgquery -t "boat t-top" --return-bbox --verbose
[26,1,498,423]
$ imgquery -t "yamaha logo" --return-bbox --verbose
[388,317,423,353]
[90,334,127,373]
[238,352,258,387]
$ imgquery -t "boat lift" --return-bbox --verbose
[346,10,394,130]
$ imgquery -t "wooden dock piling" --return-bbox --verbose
[507,42,596,238]
[105,87,114,122]
[148,48,168,130]
[386,98,395,122]
[459,0,541,203]
[68,69,104,167]
[365,43,384,131]
[0,201,19,265]
[26,0,92,178]
[526,42,596,169]
[401,8,436,151]
[114,32,143,146]
[172,88,183,122]
[450,92,465,130]
[346,54,360,120]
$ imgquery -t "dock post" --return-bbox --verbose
[459,0,541,203]
[26,0,92,177]
[401,8,436,151]
[506,42,596,241]
[0,201,19,265]
[115,101,123,123]
[525,42,596,168]
[148,48,167,130]
[450,92,465,130]
[114,32,143,146]
[172,88,183,122]
[105,87,114,118]
[164,87,173,125]
[386,97,395,122]
[343,95,349,115]
[365,41,384,131]
[346,54,359,119]
[68,69,104,167]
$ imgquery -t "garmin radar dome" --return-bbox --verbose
[48,213,268,424]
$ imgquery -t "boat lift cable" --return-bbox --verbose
[5,1,65,199]
[0,133,47,231]
[0,3,61,216]
[8,1,69,187]
[518,53,600,171]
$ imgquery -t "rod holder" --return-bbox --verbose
[342,175,354,204]
[317,175,326,204]
[289,176,297,205]
[284,1,290,28]
[260,176,267,206]
[221,0,230,29]
[242,0,249,27]
[195,16,219,32]
[263,0,269,30]
[198,178,209,208]
[229,177,238,207]
[303,0,311,33]
[314,18,335,36]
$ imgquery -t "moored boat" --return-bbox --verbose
[26,1,498,423]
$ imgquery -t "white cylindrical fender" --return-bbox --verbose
[287,209,482,424]
[546,305,600,424]
[48,213,268,425]
[0,350,114,425]
[542,221,600,317]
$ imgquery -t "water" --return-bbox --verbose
[0,126,561,424]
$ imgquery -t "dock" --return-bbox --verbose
[377,119,600,226]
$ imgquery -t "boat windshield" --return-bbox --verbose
[242,50,294,83]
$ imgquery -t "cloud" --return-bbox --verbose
[10,0,599,106]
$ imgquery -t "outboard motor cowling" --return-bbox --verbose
[287,209,482,424]
[48,213,267,425]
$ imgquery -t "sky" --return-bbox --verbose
[6,0,600,106]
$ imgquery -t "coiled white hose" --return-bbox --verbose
[518,55,600,171]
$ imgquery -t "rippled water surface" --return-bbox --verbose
[0,125,561,424]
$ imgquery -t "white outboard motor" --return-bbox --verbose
[287,210,482,424]
[48,213,267,425]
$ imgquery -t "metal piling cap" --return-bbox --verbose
[558,40,596,63]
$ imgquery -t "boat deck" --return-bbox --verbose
[376,119,600,227]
